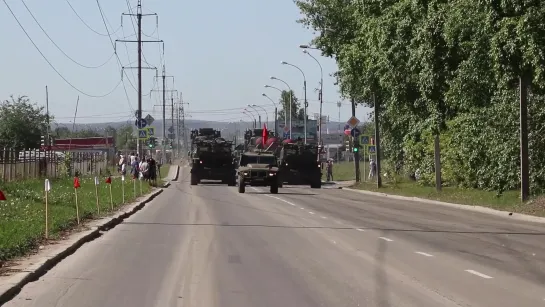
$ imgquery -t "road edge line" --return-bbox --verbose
[341,187,545,224]
[0,188,164,305]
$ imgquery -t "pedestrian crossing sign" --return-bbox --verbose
[146,126,155,136]
[138,129,148,140]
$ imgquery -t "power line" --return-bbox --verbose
[3,0,122,98]
[20,0,115,69]
[64,0,121,37]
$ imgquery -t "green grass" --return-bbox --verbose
[350,179,545,217]
[0,176,153,262]
[323,161,358,181]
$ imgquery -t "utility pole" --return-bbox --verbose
[520,75,529,201]
[373,93,382,188]
[116,1,162,157]
[45,86,50,149]
[351,98,360,182]
[151,75,175,163]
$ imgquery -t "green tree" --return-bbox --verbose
[278,90,304,120]
[0,96,51,149]
[116,124,136,149]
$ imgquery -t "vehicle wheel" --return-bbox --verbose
[238,180,246,193]
[190,173,198,186]
[310,180,321,189]
[270,183,278,194]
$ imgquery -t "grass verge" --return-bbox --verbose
[323,161,357,182]
[0,176,153,262]
[351,179,545,217]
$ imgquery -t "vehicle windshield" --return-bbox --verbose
[240,155,276,166]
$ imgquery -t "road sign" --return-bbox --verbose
[144,114,154,125]
[350,128,361,138]
[138,129,148,140]
[135,118,147,129]
[360,135,370,145]
[146,126,155,136]
[168,133,175,139]
[283,126,290,132]
[368,145,376,153]
[346,116,360,128]
[168,126,174,133]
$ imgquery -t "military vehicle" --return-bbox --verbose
[190,128,236,186]
[237,150,280,194]
[278,141,322,188]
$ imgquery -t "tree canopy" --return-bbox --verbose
[296,0,545,194]
[278,90,305,120]
[0,96,50,149]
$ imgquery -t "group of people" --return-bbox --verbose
[117,152,159,185]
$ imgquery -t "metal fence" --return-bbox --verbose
[0,148,109,182]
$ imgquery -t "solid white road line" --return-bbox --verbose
[415,252,434,257]
[465,270,493,279]
[379,237,393,242]
[356,228,365,232]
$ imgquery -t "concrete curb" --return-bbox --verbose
[342,187,545,225]
[0,188,164,304]
[162,165,180,188]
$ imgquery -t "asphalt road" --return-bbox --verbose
[5,167,545,306]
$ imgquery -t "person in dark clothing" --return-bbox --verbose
[148,157,157,186]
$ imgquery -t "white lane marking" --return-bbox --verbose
[415,252,434,257]
[356,228,365,232]
[321,216,327,219]
[300,207,305,210]
[465,270,493,279]
[309,211,315,215]
[265,195,298,207]
[379,237,393,242]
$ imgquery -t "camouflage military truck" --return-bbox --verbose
[278,141,322,188]
[190,128,236,186]
[236,150,280,194]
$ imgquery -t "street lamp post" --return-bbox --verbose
[251,104,268,126]
[247,104,262,127]
[265,85,284,135]
[243,110,256,128]
[281,61,308,144]
[301,47,324,145]
[270,77,293,139]
[261,94,277,137]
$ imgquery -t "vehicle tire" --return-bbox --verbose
[310,179,321,189]
[238,180,246,193]
[190,173,198,186]
[270,182,278,194]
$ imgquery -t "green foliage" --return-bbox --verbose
[296,0,545,195]
[277,90,305,120]
[0,96,50,149]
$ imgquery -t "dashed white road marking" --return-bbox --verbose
[334,220,343,224]
[379,237,393,242]
[264,195,298,207]
[308,211,315,215]
[300,207,305,210]
[465,270,493,279]
[321,216,327,219]
[356,228,365,232]
[415,252,434,257]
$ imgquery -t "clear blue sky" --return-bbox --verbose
[0,0,371,126]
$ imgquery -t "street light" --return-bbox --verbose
[250,104,268,126]
[270,76,293,139]
[262,93,278,136]
[247,104,262,127]
[299,44,320,50]
[302,48,324,145]
[243,110,255,128]
[281,61,308,144]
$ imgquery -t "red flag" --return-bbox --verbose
[0,190,6,201]
[105,176,112,184]
[74,177,81,189]
[262,124,268,147]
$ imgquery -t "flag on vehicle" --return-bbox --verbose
[262,124,268,146]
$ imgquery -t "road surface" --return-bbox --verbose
[5,167,545,306]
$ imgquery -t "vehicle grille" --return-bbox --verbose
[252,171,267,178]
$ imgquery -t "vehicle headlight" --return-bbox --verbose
[269,172,275,176]
[243,172,248,176]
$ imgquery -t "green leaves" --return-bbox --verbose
[0,96,50,149]
[297,0,545,194]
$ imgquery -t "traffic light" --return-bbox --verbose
[148,137,156,148]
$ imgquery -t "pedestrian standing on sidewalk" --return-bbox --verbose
[327,160,334,182]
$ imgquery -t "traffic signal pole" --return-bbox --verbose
[351,98,361,183]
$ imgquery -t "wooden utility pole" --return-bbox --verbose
[520,75,529,201]
[117,1,162,157]
[373,93,382,188]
